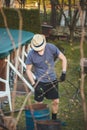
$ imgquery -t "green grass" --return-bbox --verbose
[53,40,87,130]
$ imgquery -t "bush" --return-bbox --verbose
[0,8,41,33]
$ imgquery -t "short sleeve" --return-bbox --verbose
[25,50,33,65]
[49,43,60,55]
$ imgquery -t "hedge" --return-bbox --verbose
[0,8,41,33]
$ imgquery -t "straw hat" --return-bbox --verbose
[30,34,46,51]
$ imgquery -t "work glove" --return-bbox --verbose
[60,72,66,82]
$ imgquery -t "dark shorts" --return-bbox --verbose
[34,79,59,102]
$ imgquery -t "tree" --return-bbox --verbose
[55,0,81,42]
[42,0,47,22]
[38,0,41,13]
[5,0,10,7]
[50,0,58,27]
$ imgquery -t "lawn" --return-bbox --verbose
[53,39,87,130]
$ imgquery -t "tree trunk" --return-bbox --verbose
[42,0,47,22]
[50,0,58,27]
[5,0,10,7]
[69,27,74,42]
[38,0,41,13]
[1,0,15,7]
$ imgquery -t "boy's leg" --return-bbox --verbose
[52,99,59,120]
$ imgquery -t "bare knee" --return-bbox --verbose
[51,99,59,119]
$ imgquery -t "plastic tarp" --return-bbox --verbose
[0,28,34,59]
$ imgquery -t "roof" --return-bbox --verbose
[0,28,34,59]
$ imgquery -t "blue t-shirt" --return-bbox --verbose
[25,43,60,82]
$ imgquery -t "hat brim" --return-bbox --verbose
[31,35,46,51]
